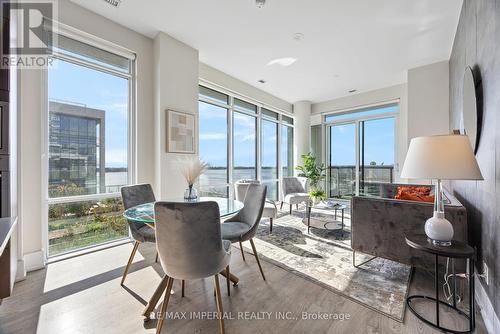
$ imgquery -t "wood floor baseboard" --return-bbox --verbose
[23,250,46,272]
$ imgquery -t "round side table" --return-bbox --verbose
[405,233,475,333]
[306,202,346,237]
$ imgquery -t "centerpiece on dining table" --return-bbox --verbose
[181,157,209,200]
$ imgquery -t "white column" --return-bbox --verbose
[153,32,199,199]
[292,101,311,174]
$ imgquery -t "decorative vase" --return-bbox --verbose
[184,184,198,200]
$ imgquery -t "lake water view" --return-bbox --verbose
[104,168,290,200]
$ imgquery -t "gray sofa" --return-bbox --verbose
[351,183,468,270]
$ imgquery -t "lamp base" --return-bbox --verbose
[424,211,454,247]
[427,238,452,247]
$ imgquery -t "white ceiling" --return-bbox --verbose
[70,0,463,104]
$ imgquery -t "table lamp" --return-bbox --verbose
[400,135,483,246]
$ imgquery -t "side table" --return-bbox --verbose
[405,233,475,333]
[306,201,346,237]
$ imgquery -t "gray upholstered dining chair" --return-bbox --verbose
[154,201,231,334]
[120,184,157,286]
[234,179,277,233]
[280,176,309,215]
[221,183,267,281]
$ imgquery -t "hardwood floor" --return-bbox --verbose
[0,242,487,333]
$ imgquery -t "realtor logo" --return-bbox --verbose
[1,0,56,68]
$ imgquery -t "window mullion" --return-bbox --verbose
[256,106,262,182]
[228,97,234,199]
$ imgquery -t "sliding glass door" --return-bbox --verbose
[326,104,398,198]
[328,123,357,198]
[359,117,395,196]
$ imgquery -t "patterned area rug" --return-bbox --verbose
[249,205,411,322]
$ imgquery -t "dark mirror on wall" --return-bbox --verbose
[461,66,482,154]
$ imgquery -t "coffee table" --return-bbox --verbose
[306,201,347,236]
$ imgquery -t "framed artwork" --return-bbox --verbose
[167,109,196,154]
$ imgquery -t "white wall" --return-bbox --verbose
[18,0,155,272]
[407,60,450,139]
[19,67,44,268]
[153,32,199,199]
[293,101,311,172]
[312,84,409,182]
[199,63,292,114]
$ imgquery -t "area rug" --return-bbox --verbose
[248,206,411,322]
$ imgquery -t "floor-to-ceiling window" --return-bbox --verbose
[261,109,279,200]
[233,101,257,181]
[198,86,230,197]
[281,115,294,178]
[198,85,293,200]
[46,34,134,256]
[325,103,398,198]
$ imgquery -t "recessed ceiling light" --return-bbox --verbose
[258,79,266,84]
[293,33,304,41]
[267,57,297,67]
[348,89,357,93]
[255,0,266,8]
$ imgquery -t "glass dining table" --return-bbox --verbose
[123,196,244,226]
[123,196,244,321]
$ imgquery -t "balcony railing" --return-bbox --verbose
[329,165,394,198]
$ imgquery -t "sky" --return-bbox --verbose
[329,106,396,166]
[48,59,129,168]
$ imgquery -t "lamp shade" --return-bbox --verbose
[401,135,483,180]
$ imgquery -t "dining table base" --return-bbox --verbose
[142,270,239,320]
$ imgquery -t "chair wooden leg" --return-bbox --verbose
[249,239,266,281]
[155,252,159,263]
[239,241,246,261]
[225,266,231,296]
[156,277,174,334]
[280,202,284,210]
[296,204,299,210]
[213,274,226,334]
[269,218,273,234]
[121,241,140,286]
[289,204,292,215]
[181,280,185,297]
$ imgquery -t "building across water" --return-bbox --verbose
[48,101,105,196]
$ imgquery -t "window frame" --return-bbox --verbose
[198,99,230,197]
[322,101,399,198]
[232,109,258,182]
[280,123,294,179]
[261,118,279,201]
[42,28,137,258]
[198,82,294,200]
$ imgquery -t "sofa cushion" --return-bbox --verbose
[284,193,309,204]
[262,202,277,218]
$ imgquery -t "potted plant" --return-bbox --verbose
[295,153,327,204]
